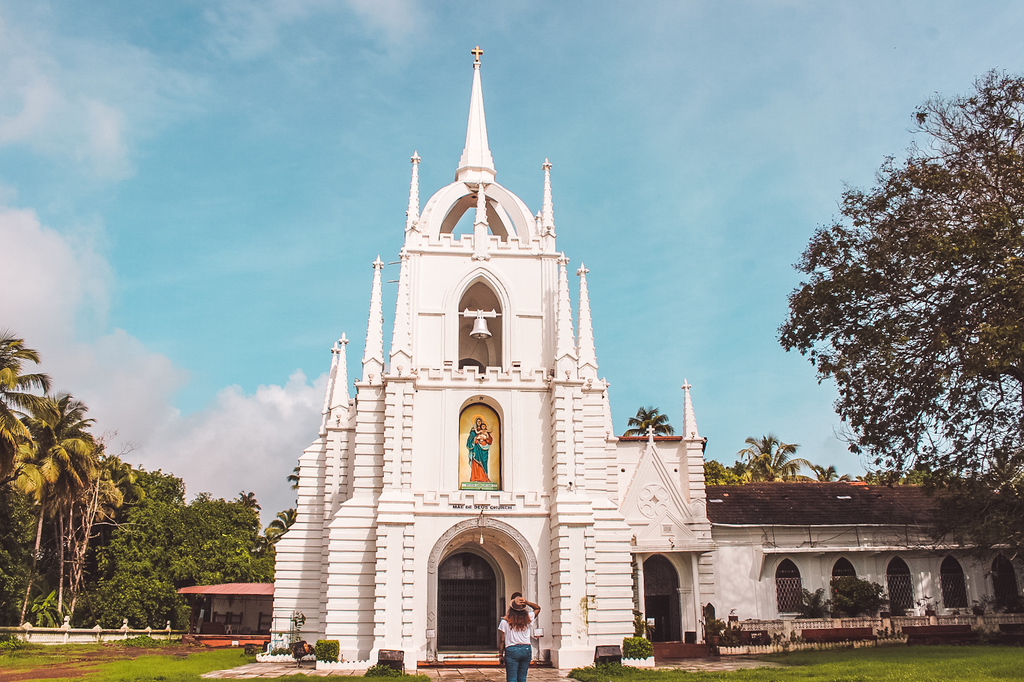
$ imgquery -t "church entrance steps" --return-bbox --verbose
[652,642,710,658]
[420,653,552,668]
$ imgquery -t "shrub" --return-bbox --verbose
[830,577,886,616]
[0,633,24,653]
[120,635,164,648]
[621,636,651,659]
[798,588,829,618]
[315,639,340,663]
[365,663,405,677]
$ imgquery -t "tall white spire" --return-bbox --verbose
[456,46,496,184]
[555,254,577,367]
[320,335,351,434]
[541,159,555,235]
[390,248,412,367]
[406,152,420,232]
[576,263,597,378]
[681,380,700,439]
[362,256,385,381]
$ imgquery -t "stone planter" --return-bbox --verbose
[622,657,655,668]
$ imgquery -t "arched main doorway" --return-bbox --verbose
[437,552,498,650]
[644,555,681,642]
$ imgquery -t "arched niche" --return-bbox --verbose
[458,401,501,491]
[458,281,503,370]
[425,518,539,661]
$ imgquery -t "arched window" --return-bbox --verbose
[831,557,856,580]
[886,557,914,614]
[940,556,968,608]
[775,559,802,613]
[992,555,1020,611]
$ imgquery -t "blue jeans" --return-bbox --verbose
[504,644,532,682]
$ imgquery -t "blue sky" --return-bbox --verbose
[2,1,1023,519]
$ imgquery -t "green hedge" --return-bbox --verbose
[621,636,652,659]
[315,639,340,663]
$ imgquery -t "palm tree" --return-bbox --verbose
[0,333,51,485]
[623,406,675,437]
[17,394,98,618]
[811,464,851,482]
[287,465,300,491]
[237,490,261,511]
[737,435,812,482]
[265,508,297,544]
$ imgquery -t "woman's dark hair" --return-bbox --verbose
[506,592,530,631]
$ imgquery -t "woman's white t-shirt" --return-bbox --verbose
[499,610,534,646]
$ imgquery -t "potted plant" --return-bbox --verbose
[705,617,726,646]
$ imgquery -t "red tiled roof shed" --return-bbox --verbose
[177,583,274,596]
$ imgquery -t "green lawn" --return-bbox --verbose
[569,646,1024,682]
[0,644,252,681]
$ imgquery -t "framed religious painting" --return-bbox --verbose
[458,403,501,490]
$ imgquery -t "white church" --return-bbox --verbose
[271,51,1024,668]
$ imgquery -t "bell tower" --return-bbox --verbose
[272,48,637,670]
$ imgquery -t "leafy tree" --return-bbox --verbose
[703,460,744,485]
[780,71,1024,552]
[0,333,50,486]
[829,577,886,617]
[738,435,812,482]
[288,465,300,491]
[0,484,33,625]
[92,472,274,629]
[623,406,674,437]
[811,464,851,482]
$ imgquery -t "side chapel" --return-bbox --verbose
[272,50,1024,667]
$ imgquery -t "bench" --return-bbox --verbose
[902,624,977,645]
[801,627,877,643]
[998,623,1024,645]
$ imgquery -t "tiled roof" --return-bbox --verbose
[178,583,274,596]
[705,482,938,526]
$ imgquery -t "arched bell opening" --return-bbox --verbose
[458,281,503,370]
[441,191,511,239]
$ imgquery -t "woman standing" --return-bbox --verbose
[498,592,541,682]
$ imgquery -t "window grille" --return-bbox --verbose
[886,557,914,613]
[992,555,1021,611]
[775,560,802,613]
[940,556,968,608]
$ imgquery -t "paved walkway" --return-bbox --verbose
[201,657,782,678]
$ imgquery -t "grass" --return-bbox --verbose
[0,644,252,681]
[569,646,1024,682]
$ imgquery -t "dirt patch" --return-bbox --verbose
[0,644,197,682]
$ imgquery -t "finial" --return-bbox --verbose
[372,255,384,270]
[406,152,420,232]
[541,159,555,236]
[411,151,420,164]
[456,47,495,182]
[577,263,589,276]
[471,46,483,65]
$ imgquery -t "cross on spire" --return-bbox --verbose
[471,46,483,64]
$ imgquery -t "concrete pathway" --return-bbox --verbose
[201,657,782,678]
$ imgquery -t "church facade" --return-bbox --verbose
[271,53,1024,667]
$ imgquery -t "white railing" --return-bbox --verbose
[1,618,182,645]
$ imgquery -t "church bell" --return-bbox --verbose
[470,314,492,339]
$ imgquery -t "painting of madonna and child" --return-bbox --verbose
[458,404,501,490]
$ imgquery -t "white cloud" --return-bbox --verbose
[145,371,325,519]
[0,13,203,180]
[203,0,422,60]
[0,203,322,521]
